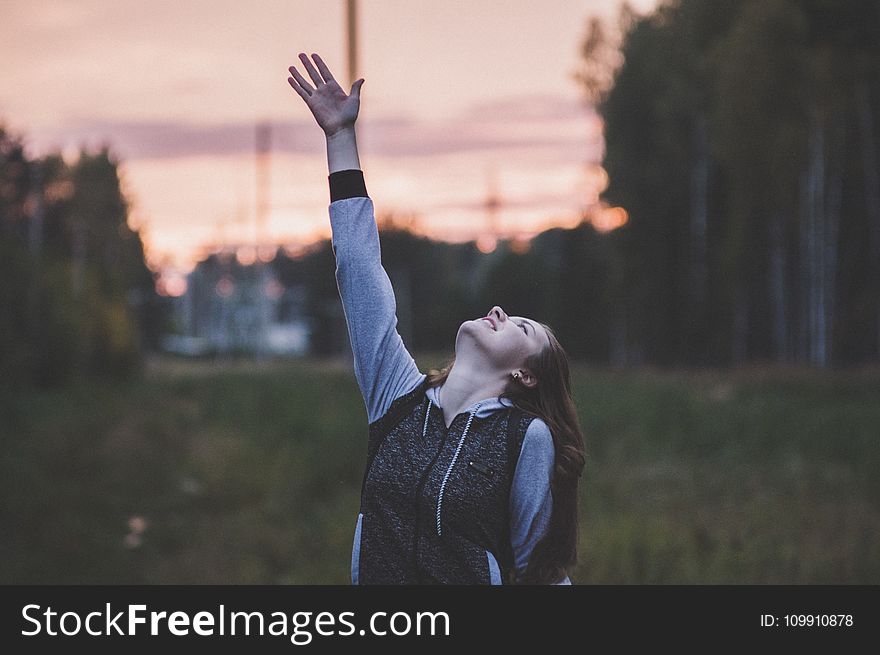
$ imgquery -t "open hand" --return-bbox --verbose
[288,53,365,136]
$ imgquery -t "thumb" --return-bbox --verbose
[350,78,365,98]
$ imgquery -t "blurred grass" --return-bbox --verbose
[1,354,878,584]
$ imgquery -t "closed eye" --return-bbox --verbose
[517,320,528,334]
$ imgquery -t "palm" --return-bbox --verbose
[288,53,364,136]
[307,81,360,135]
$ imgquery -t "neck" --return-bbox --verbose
[439,359,507,428]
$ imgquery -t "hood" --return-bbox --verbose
[425,383,515,419]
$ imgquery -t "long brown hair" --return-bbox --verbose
[425,322,586,584]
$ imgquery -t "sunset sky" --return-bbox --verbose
[1,0,658,292]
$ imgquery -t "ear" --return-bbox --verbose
[519,369,538,389]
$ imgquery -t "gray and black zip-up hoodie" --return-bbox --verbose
[328,169,571,585]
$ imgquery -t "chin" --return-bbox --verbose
[463,319,491,334]
[455,320,485,346]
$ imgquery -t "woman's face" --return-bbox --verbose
[456,305,550,371]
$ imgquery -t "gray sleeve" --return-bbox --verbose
[509,418,572,585]
[328,196,426,424]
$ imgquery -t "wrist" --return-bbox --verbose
[325,124,357,140]
[325,126,361,175]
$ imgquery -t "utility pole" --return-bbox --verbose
[334,0,369,359]
[347,0,358,86]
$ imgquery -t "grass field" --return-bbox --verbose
[2,354,878,584]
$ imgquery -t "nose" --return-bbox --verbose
[489,306,507,325]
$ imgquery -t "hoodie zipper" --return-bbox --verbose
[435,403,482,537]
[412,397,445,579]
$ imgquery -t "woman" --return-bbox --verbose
[287,53,585,585]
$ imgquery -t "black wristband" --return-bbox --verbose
[329,169,368,202]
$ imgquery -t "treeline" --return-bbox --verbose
[577,0,880,367]
[272,218,616,363]
[0,125,165,389]
[285,0,880,368]
[10,0,877,379]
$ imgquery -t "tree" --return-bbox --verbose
[578,0,880,367]
[0,127,162,387]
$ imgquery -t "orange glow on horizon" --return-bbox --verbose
[591,205,629,232]
[509,236,532,254]
[589,164,610,195]
[476,235,498,253]
[156,274,187,297]
[236,246,257,266]
[257,245,277,263]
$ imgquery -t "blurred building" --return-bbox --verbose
[163,248,312,357]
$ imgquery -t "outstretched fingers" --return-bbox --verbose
[287,76,309,101]
[311,53,336,85]
[288,66,314,98]
[299,52,325,86]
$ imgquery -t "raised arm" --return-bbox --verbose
[287,53,425,423]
